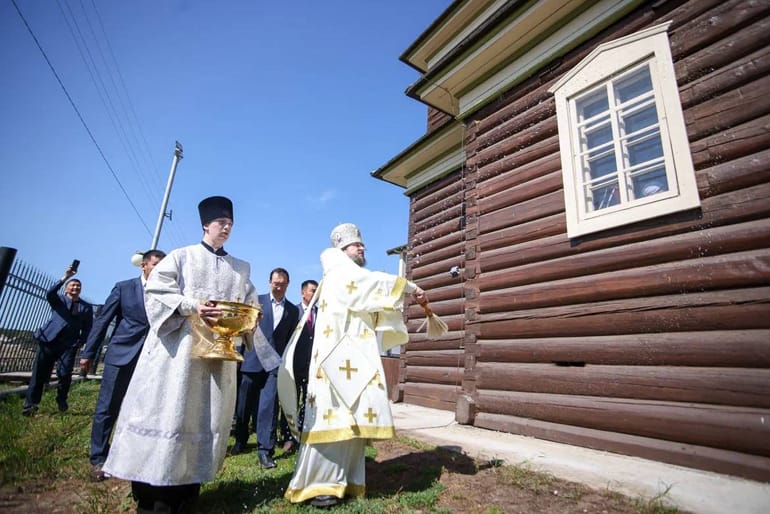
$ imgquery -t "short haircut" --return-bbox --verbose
[65,278,81,286]
[143,249,166,262]
[301,279,318,290]
[270,267,290,282]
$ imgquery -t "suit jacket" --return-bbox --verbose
[34,280,93,348]
[81,277,149,367]
[241,293,298,373]
[294,303,316,379]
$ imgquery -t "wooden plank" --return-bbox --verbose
[474,362,770,407]
[696,148,770,197]
[411,252,465,281]
[473,135,560,181]
[474,412,770,482]
[476,152,561,200]
[478,171,563,216]
[690,113,770,168]
[478,288,770,338]
[476,390,770,456]
[475,331,770,367]
[404,335,465,352]
[409,240,464,268]
[478,190,564,235]
[480,249,770,312]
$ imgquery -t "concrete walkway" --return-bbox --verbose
[390,401,770,514]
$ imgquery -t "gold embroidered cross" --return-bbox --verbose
[322,409,336,425]
[339,359,358,380]
[346,280,358,294]
[364,407,377,423]
[308,394,316,407]
[323,325,333,337]
[319,299,327,312]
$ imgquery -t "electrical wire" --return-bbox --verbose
[10,0,154,237]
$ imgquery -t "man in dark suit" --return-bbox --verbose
[278,279,318,453]
[79,249,166,481]
[23,265,93,415]
[234,267,299,469]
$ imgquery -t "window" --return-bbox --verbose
[549,23,700,238]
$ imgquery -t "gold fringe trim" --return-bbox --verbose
[284,482,366,504]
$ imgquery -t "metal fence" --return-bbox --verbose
[0,248,97,374]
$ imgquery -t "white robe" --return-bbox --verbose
[102,244,257,486]
[280,248,414,503]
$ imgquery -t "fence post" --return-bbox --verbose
[0,247,17,298]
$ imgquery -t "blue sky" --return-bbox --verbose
[1,1,450,303]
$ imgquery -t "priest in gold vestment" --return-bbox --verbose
[279,223,426,508]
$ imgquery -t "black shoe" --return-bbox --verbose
[258,453,276,469]
[230,443,245,455]
[57,400,69,413]
[91,463,108,481]
[309,495,338,508]
[21,405,38,417]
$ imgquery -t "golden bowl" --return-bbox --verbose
[200,301,262,362]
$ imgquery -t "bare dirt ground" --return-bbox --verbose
[0,438,680,513]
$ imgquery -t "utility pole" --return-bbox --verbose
[150,141,183,250]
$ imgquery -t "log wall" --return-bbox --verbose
[400,0,770,482]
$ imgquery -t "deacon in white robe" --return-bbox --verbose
[279,223,427,507]
[103,196,271,513]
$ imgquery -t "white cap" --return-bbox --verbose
[330,223,364,249]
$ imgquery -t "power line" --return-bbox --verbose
[10,0,153,238]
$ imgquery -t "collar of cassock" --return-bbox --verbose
[200,241,228,256]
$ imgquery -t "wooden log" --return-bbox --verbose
[480,249,770,312]
[473,122,558,171]
[686,74,770,141]
[413,203,463,234]
[409,240,464,268]
[479,185,770,269]
[411,252,465,281]
[678,45,770,109]
[479,171,563,216]
[404,335,465,352]
[407,297,464,318]
[477,287,770,338]
[411,171,462,214]
[410,230,463,258]
[473,136,560,182]
[478,190,564,235]
[475,331,770,367]
[481,218,770,281]
[408,313,465,333]
[413,216,464,244]
[476,390,770,456]
[474,98,556,152]
[381,356,401,402]
[474,362,770,407]
[476,152,561,200]
[690,113,770,169]
[669,0,770,61]
[404,365,463,386]
[697,148,770,197]
[404,349,466,368]
[474,412,770,482]
[402,383,458,411]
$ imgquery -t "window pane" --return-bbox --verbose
[587,180,620,211]
[632,167,669,199]
[615,66,652,104]
[627,134,663,166]
[624,104,658,134]
[576,90,608,120]
[587,151,617,179]
[585,123,613,150]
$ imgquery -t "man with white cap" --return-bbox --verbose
[279,222,427,508]
[102,195,272,514]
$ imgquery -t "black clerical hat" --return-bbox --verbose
[198,196,234,225]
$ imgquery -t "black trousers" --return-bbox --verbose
[24,339,76,408]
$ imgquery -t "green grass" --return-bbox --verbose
[0,381,451,513]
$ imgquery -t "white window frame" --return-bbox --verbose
[549,22,700,238]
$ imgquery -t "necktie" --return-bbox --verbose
[307,307,314,330]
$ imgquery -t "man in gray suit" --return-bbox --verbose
[79,249,165,480]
